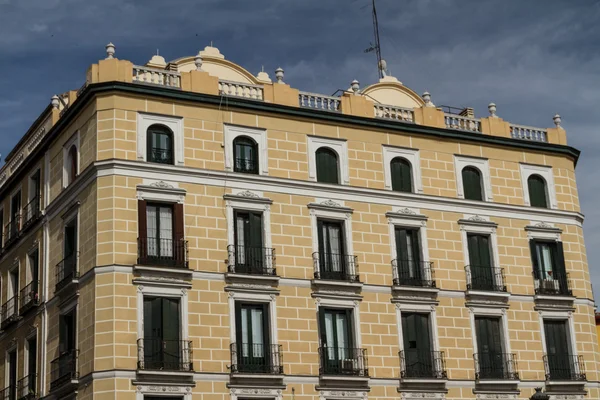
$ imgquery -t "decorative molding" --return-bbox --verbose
[534,221,552,229]
[319,390,368,400]
[237,190,260,198]
[468,214,487,222]
[397,207,416,215]
[149,180,174,189]
[401,393,445,399]
[223,191,273,205]
[307,200,354,214]
[27,126,46,152]
[321,199,342,208]
[136,182,186,203]
[230,389,281,396]
[475,395,517,400]
[136,385,192,393]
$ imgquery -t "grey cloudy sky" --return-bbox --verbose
[1,0,599,294]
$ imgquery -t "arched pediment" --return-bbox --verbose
[361,76,425,109]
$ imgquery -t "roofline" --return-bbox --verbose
[4,104,53,163]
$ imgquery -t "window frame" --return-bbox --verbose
[382,146,422,193]
[315,147,340,184]
[395,303,440,355]
[307,136,349,185]
[232,135,260,174]
[224,125,268,175]
[454,156,493,202]
[315,296,362,352]
[520,163,557,209]
[62,132,80,188]
[146,124,175,165]
[308,200,354,271]
[527,174,549,208]
[468,307,513,377]
[224,191,273,256]
[137,113,183,166]
[136,285,190,346]
[227,290,278,347]
[538,311,578,360]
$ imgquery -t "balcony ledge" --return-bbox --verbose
[400,378,447,384]
[475,379,520,385]
[230,372,284,380]
[534,294,575,302]
[136,369,194,379]
[134,264,193,277]
[546,379,587,385]
[225,272,280,284]
[312,279,363,289]
[319,375,370,382]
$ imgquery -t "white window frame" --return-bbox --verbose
[26,241,40,284]
[8,259,19,299]
[538,311,578,359]
[459,216,502,291]
[137,181,186,204]
[454,156,493,202]
[395,303,441,356]
[307,136,349,185]
[5,341,18,390]
[227,290,279,347]
[520,164,557,209]
[315,296,362,351]
[62,132,80,188]
[137,113,184,166]
[224,191,272,250]
[27,167,42,204]
[9,184,22,224]
[382,146,422,193]
[387,208,429,264]
[224,124,268,175]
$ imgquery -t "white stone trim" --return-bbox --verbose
[387,207,429,268]
[62,131,80,188]
[526,221,562,241]
[315,296,362,350]
[136,284,190,344]
[309,200,354,267]
[136,180,186,204]
[135,384,193,400]
[382,145,422,193]
[395,303,440,353]
[227,290,278,345]
[520,163,557,209]
[225,190,272,249]
[538,310,577,357]
[230,388,283,400]
[459,216,501,285]
[137,112,184,166]
[468,306,511,355]
[319,390,368,400]
[307,136,349,185]
[224,124,268,175]
[454,156,493,202]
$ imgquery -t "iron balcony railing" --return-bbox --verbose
[392,259,436,288]
[465,265,507,292]
[22,196,41,230]
[0,386,15,400]
[230,343,283,374]
[50,350,78,390]
[4,215,20,248]
[55,253,79,293]
[148,147,174,165]
[318,347,368,377]
[234,157,258,174]
[474,352,519,380]
[137,338,193,371]
[227,245,276,275]
[17,374,36,400]
[533,270,572,296]
[543,354,586,381]
[19,281,40,314]
[1,295,19,330]
[137,237,189,268]
[313,252,360,282]
[400,350,447,379]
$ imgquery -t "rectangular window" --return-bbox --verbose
[5,268,19,321]
[317,219,350,280]
[474,316,505,379]
[63,217,78,279]
[138,200,185,268]
[394,227,424,286]
[59,309,76,354]
[233,210,266,273]
[0,209,4,248]
[8,348,17,397]
[544,320,576,380]
[26,335,37,395]
[467,234,499,291]
[143,297,181,370]
[530,240,569,295]
[234,302,270,373]
[146,203,174,258]
[401,313,433,378]
[25,170,41,225]
[319,308,354,374]
[7,191,21,241]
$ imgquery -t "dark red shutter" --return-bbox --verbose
[174,203,185,265]
[138,200,147,262]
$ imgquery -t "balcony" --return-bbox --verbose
[313,252,360,283]
[533,271,572,297]
[148,147,173,165]
[50,350,78,391]
[230,343,283,375]
[392,260,436,288]
[1,295,19,330]
[318,347,368,377]
[137,338,193,372]
[0,386,16,400]
[543,354,586,381]
[22,196,41,231]
[19,281,40,315]
[3,216,20,249]
[137,237,188,269]
[465,265,507,292]
[474,352,519,381]
[234,157,258,174]
[227,245,276,276]
[17,374,36,400]
[400,350,447,380]
[55,253,79,293]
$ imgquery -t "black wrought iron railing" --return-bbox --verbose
[227,245,276,275]
[543,354,586,381]
[55,253,79,292]
[318,347,368,377]
[4,215,21,247]
[392,260,436,288]
[149,147,174,164]
[234,157,258,174]
[137,237,189,268]
[474,352,519,380]
[1,295,19,329]
[400,350,447,379]
[533,270,572,296]
[17,374,36,400]
[313,252,359,282]
[50,350,78,390]
[22,196,41,230]
[19,281,40,314]
[0,385,16,400]
[137,338,193,371]
[465,265,507,292]
[230,343,283,374]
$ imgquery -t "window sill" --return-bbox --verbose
[134,264,193,277]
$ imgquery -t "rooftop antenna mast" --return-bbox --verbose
[364,0,387,79]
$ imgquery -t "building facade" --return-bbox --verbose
[0,43,596,400]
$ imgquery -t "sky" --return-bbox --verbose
[1,0,599,295]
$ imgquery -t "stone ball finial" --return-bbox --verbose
[488,102,497,118]
[194,52,203,71]
[105,42,115,59]
[553,114,562,128]
[51,95,60,109]
[275,67,284,84]
[351,79,360,94]
[422,91,434,107]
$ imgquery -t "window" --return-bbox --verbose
[528,174,548,208]
[474,316,506,379]
[462,167,483,201]
[25,170,41,227]
[394,227,425,286]
[319,308,354,375]
[7,268,19,317]
[401,313,435,378]
[22,249,40,311]
[53,308,77,387]
[59,309,77,355]
[317,219,350,280]
[58,217,78,289]
[0,209,4,249]
[138,201,185,268]
[142,297,182,370]
[234,302,270,373]
[7,190,21,242]
[316,147,339,184]
[390,157,412,192]
[233,136,259,174]
[530,240,569,295]
[543,320,580,381]
[66,145,78,185]
[466,233,501,291]
[147,124,174,164]
[25,335,37,396]
[6,348,17,398]
[233,211,269,274]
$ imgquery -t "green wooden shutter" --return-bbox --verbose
[529,240,540,276]
[462,167,483,201]
[316,148,339,184]
[528,175,548,208]
[249,212,263,248]
[555,242,566,274]
[391,158,412,193]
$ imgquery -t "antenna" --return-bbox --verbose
[363,0,386,79]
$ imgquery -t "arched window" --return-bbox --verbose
[528,174,548,208]
[316,147,339,184]
[233,136,259,174]
[462,166,484,201]
[147,125,174,164]
[390,157,412,193]
[67,145,78,185]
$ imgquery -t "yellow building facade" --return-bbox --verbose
[0,43,596,400]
